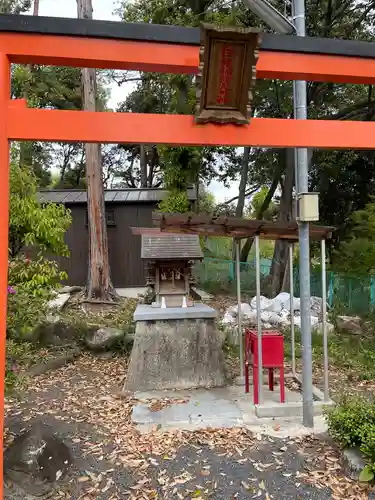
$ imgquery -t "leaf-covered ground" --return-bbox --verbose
[4,354,374,499]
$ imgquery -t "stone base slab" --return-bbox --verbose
[255,399,334,418]
[133,303,217,321]
[125,309,226,392]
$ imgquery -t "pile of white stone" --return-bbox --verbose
[222,292,333,334]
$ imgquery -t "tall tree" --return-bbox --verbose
[77,0,117,301]
[0,0,31,13]
[117,0,375,292]
[19,0,39,169]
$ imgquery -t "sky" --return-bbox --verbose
[27,0,240,202]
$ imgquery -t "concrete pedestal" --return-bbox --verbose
[125,304,226,392]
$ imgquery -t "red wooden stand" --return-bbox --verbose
[244,329,285,404]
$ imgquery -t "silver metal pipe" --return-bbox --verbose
[292,0,314,428]
[255,235,263,404]
[321,239,329,400]
[289,244,296,376]
[236,240,244,378]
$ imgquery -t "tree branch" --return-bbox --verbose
[217,186,260,207]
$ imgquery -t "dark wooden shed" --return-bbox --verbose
[38,188,197,288]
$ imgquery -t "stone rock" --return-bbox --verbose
[48,293,71,311]
[310,296,323,314]
[32,321,90,347]
[59,285,82,294]
[221,312,236,325]
[250,295,273,311]
[312,321,335,335]
[85,327,124,350]
[295,314,320,329]
[227,303,258,324]
[342,447,366,481]
[336,315,362,335]
[4,424,73,490]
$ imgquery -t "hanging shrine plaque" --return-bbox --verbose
[195,24,261,125]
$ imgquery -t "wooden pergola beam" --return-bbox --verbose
[151,214,334,241]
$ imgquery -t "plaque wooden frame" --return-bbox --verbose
[195,24,262,125]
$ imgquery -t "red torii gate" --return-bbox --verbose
[1,13,375,495]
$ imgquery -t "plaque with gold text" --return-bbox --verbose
[195,24,261,125]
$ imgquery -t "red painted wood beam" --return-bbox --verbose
[2,33,375,84]
[6,104,375,149]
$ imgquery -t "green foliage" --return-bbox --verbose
[5,339,34,393]
[325,396,375,481]
[8,254,67,298]
[198,186,216,214]
[7,162,71,340]
[159,190,190,213]
[11,56,109,186]
[250,186,278,220]
[334,200,375,274]
[359,466,374,483]
[59,299,137,352]
[7,254,67,339]
[7,287,49,339]
[9,162,72,257]
[325,396,375,448]
[157,146,202,213]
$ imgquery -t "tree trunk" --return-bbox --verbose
[239,171,280,263]
[77,0,116,301]
[231,147,251,261]
[235,147,251,218]
[33,0,39,15]
[140,145,147,187]
[20,0,40,167]
[268,149,295,297]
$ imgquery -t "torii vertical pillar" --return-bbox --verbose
[0,52,11,492]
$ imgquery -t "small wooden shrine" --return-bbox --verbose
[140,232,203,307]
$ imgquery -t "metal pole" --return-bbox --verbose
[321,239,329,401]
[292,0,314,427]
[255,235,263,404]
[289,244,296,376]
[292,81,299,195]
[236,239,244,379]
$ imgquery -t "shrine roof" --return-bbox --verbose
[136,229,203,260]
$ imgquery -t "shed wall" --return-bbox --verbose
[52,202,157,287]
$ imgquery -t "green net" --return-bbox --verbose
[194,258,374,315]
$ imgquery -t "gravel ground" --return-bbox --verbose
[3,354,372,499]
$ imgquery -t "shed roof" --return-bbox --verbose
[152,213,334,241]
[139,231,203,260]
[37,188,197,204]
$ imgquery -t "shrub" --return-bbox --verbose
[8,253,67,298]
[325,396,375,481]
[5,339,34,392]
[7,254,67,338]
[9,162,71,258]
[7,286,48,339]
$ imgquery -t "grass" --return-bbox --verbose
[282,322,375,395]
[59,296,137,334]
[5,297,138,393]
[203,236,274,261]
